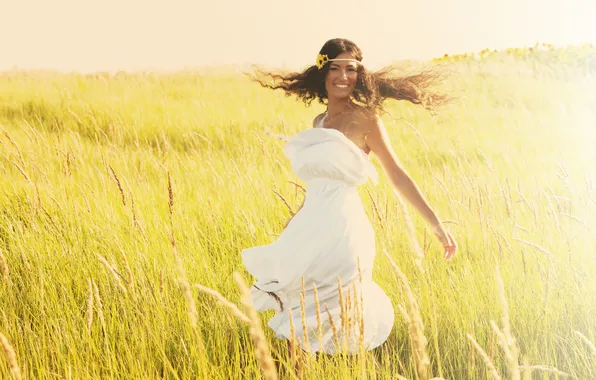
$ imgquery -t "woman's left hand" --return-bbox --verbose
[433,226,458,260]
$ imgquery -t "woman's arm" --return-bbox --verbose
[361,112,457,259]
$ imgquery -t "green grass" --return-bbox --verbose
[0,58,595,379]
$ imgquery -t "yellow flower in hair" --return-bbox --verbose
[316,54,329,69]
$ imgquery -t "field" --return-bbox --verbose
[1,46,596,379]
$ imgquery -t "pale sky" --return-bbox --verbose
[1,0,595,73]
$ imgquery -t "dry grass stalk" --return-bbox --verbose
[489,321,509,359]
[560,212,585,225]
[519,365,569,377]
[97,254,128,293]
[384,250,430,380]
[85,279,94,333]
[233,273,278,380]
[428,285,444,378]
[65,151,72,177]
[92,280,106,336]
[159,270,164,294]
[287,180,306,194]
[272,189,295,217]
[0,249,9,282]
[466,334,502,380]
[393,190,425,274]
[175,251,197,328]
[120,251,134,290]
[288,308,297,370]
[522,356,532,380]
[495,267,520,380]
[352,281,365,354]
[167,171,174,217]
[40,205,59,230]
[0,332,22,380]
[512,238,553,257]
[9,159,33,186]
[324,304,340,350]
[366,188,386,229]
[346,287,353,341]
[193,284,250,324]
[575,331,596,356]
[312,283,324,349]
[299,277,310,352]
[108,165,126,206]
[337,276,347,351]
[130,191,140,229]
[2,129,25,165]
[167,172,197,328]
[356,259,365,353]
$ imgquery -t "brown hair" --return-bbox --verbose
[249,38,451,113]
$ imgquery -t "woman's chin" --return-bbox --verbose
[328,90,354,100]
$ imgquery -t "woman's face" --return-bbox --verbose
[324,51,359,100]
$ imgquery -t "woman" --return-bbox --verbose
[242,38,457,354]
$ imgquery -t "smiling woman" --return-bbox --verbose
[241,38,458,356]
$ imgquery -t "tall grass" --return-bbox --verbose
[0,57,595,378]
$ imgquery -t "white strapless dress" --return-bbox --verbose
[241,115,394,354]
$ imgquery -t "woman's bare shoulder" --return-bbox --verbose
[312,113,326,128]
[349,107,381,131]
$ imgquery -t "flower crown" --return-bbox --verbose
[316,54,361,70]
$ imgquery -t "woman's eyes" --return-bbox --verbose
[330,67,357,72]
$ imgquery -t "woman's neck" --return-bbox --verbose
[326,97,356,118]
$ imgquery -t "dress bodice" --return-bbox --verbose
[283,116,378,186]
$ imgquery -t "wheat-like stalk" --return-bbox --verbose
[384,250,430,379]
[272,189,295,217]
[356,260,366,355]
[495,267,520,380]
[92,281,106,336]
[234,273,278,380]
[366,188,386,229]
[159,270,164,294]
[346,287,353,342]
[97,254,128,293]
[108,165,126,206]
[66,151,72,177]
[287,180,305,194]
[0,332,22,380]
[120,250,134,290]
[167,171,197,328]
[130,191,140,228]
[2,129,25,165]
[0,248,9,282]
[575,331,596,356]
[512,238,552,257]
[9,159,33,186]
[466,334,502,380]
[324,304,340,350]
[337,276,347,351]
[167,171,174,217]
[519,365,569,377]
[288,307,297,370]
[299,277,310,352]
[312,282,324,349]
[174,251,197,329]
[85,278,94,333]
[194,284,250,324]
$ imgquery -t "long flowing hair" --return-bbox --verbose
[249,38,451,113]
